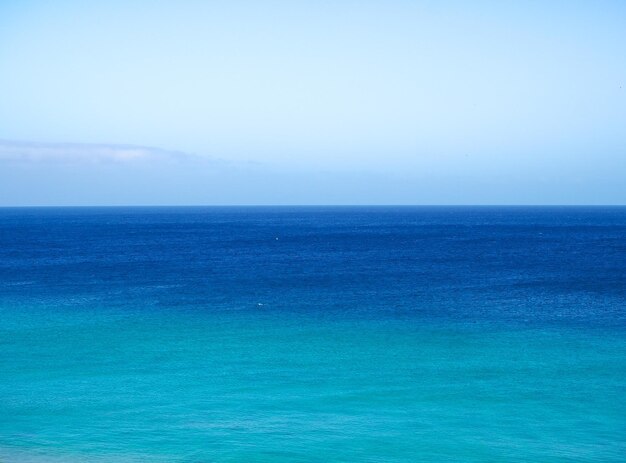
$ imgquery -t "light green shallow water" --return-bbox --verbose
[1,304,625,462]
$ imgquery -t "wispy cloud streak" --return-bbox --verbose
[0,140,195,163]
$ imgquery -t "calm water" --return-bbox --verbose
[1,206,625,462]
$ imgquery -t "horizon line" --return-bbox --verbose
[1,204,625,209]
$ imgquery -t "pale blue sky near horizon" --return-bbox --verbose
[0,1,625,205]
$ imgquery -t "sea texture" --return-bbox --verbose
[1,206,625,462]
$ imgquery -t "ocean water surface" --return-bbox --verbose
[0,206,625,462]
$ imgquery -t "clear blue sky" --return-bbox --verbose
[1,1,624,205]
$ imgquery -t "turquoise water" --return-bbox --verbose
[1,207,625,461]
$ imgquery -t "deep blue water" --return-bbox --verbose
[1,207,625,462]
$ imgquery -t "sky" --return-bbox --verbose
[0,0,625,205]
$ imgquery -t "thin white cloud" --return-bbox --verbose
[0,140,195,163]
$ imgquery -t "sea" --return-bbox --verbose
[0,206,625,462]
